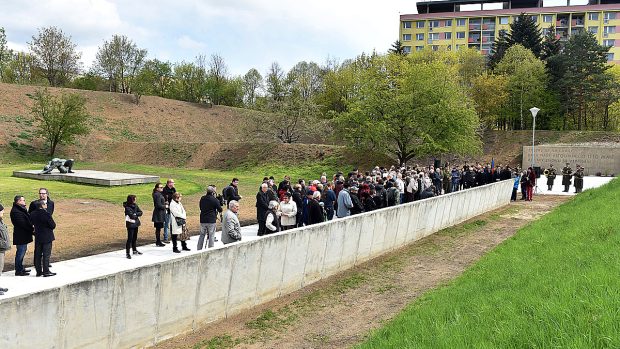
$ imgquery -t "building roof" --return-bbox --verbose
[402,3,620,20]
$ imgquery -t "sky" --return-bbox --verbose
[0,0,420,76]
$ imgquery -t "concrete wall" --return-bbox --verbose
[0,180,513,349]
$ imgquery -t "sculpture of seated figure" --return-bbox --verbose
[41,158,75,174]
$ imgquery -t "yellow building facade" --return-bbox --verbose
[400,1,620,62]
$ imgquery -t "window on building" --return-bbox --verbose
[416,46,424,51]
[604,26,616,35]
[457,18,466,26]
[589,26,598,34]
[530,15,538,23]
[416,21,425,28]
[603,39,615,47]
[429,33,440,41]
[403,46,412,53]
[431,45,439,51]
[416,33,424,41]
[457,31,466,39]
[604,12,616,21]
[606,52,614,61]
[403,34,412,41]
[542,28,551,36]
[543,15,553,23]
[403,21,412,29]
[445,19,452,26]
[499,17,509,25]
[589,13,599,21]
[445,32,452,40]
[429,20,440,28]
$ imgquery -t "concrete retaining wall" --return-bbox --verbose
[0,180,513,349]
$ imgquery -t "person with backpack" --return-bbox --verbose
[222,178,242,204]
[385,181,399,207]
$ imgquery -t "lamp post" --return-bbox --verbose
[529,107,540,170]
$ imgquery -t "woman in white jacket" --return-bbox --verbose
[169,193,190,253]
[279,192,297,231]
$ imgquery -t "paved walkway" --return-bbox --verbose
[0,224,260,300]
[0,176,614,300]
[535,176,614,196]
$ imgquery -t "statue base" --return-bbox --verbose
[13,170,160,186]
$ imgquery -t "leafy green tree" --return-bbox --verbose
[471,73,509,129]
[30,89,90,156]
[170,61,205,102]
[3,51,40,85]
[28,26,82,86]
[94,35,147,93]
[508,13,543,57]
[389,40,406,55]
[70,73,107,91]
[0,27,12,82]
[335,53,481,165]
[242,68,263,107]
[495,45,548,130]
[541,26,562,61]
[138,59,173,97]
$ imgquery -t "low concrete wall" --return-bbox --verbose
[0,180,513,349]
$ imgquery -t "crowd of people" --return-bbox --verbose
[0,160,588,296]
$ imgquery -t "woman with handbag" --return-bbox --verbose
[123,195,143,259]
[169,193,191,253]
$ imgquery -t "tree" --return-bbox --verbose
[94,35,147,93]
[204,53,229,105]
[28,27,81,86]
[242,68,263,107]
[389,40,406,55]
[554,31,612,130]
[286,61,323,101]
[0,27,12,82]
[335,53,481,165]
[488,30,511,69]
[3,51,39,85]
[30,89,90,157]
[170,61,205,102]
[138,59,173,97]
[471,73,509,129]
[265,62,287,101]
[508,13,543,57]
[541,26,562,61]
[495,45,548,130]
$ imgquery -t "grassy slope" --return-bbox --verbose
[0,160,345,206]
[358,178,620,349]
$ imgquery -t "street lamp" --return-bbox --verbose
[529,107,540,170]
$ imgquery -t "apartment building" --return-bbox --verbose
[399,0,620,62]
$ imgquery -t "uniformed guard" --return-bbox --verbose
[561,162,572,192]
[573,165,584,193]
[545,164,557,191]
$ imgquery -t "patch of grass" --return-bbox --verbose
[441,219,487,238]
[356,178,620,349]
[193,335,240,349]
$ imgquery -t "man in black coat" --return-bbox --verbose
[223,178,242,203]
[307,193,324,225]
[198,186,222,249]
[28,188,54,215]
[256,183,270,236]
[161,179,176,243]
[10,195,33,276]
[30,200,56,277]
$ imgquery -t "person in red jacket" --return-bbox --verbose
[526,167,536,201]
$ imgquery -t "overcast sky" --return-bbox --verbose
[0,0,419,76]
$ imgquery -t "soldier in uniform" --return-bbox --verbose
[545,164,557,191]
[561,162,573,192]
[573,165,584,193]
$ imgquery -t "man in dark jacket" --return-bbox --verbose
[198,186,222,249]
[307,192,324,225]
[322,183,337,221]
[223,178,242,203]
[349,187,364,215]
[292,185,304,227]
[256,183,270,236]
[28,188,54,215]
[161,179,176,243]
[420,186,436,200]
[10,195,33,276]
[30,200,56,277]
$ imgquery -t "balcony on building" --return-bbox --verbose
[557,14,570,27]
[469,18,482,30]
[572,14,586,26]
[556,27,570,40]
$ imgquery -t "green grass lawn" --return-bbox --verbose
[357,178,620,349]
[0,161,344,206]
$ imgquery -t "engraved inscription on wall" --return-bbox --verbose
[522,145,620,176]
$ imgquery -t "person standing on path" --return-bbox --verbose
[0,204,11,295]
[162,179,176,244]
[256,183,270,236]
[28,188,54,215]
[30,200,56,277]
[221,201,242,245]
[198,186,222,249]
[123,195,143,259]
[10,195,33,276]
[561,163,573,193]
[152,183,166,247]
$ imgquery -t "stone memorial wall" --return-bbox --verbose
[522,145,619,176]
